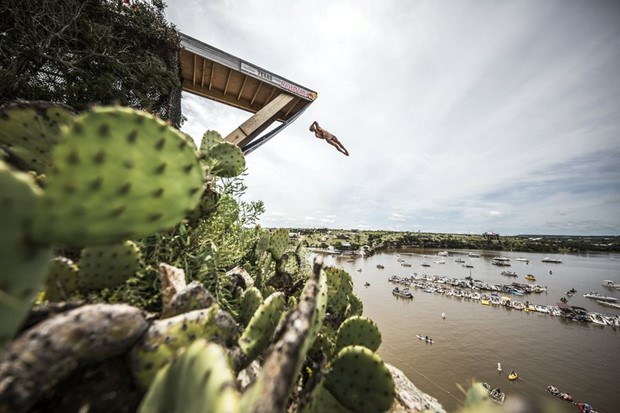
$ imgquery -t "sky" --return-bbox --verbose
[164,0,620,236]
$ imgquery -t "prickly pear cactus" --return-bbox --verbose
[335,316,381,353]
[238,292,285,361]
[186,185,220,222]
[325,267,353,316]
[31,107,205,245]
[200,130,225,153]
[303,345,395,413]
[346,292,364,318]
[130,306,238,389]
[0,161,52,347]
[78,240,142,290]
[138,339,240,413]
[209,141,246,178]
[268,228,289,260]
[239,286,263,327]
[0,102,73,173]
[43,256,80,301]
[255,232,271,256]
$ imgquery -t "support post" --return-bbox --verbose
[225,93,295,148]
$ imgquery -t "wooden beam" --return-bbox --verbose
[223,68,232,95]
[209,62,215,91]
[237,75,248,101]
[250,83,262,106]
[200,58,206,88]
[283,97,300,118]
[192,54,197,85]
[225,93,295,148]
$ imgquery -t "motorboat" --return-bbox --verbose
[455,258,465,263]
[376,264,385,269]
[511,301,525,310]
[596,300,620,309]
[583,292,617,302]
[524,274,537,281]
[588,313,608,326]
[491,257,511,267]
[482,383,505,404]
[416,334,433,344]
[515,257,530,263]
[401,262,412,267]
[501,271,517,277]
[421,263,431,267]
[541,257,562,263]
[437,250,448,256]
[534,304,548,313]
[490,296,501,305]
[392,287,413,299]
[434,260,446,264]
[602,280,620,289]
[468,252,480,257]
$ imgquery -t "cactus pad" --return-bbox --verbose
[238,292,285,361]
[208,141,246,177]
[346,292,364,318]
[130,306,238,389]
[268,228,289,260]
[200,130,225,153]
[325,267,353,316]
[78,240,142,290]
[335,316,381,353]
[186,185,220,222]
[0,102,74,174]
[31,107,204,245]
[239,286,263,327]
[304,345,395,413]
[138,339,240,413]
[256,232,271,256]
[43,256,80,301]
[0,161,52,347]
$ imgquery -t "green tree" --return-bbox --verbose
[0,0,182,125]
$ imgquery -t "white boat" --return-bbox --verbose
[482,382,505,404]
[490,296,501,305]
[501,271,517,277]
[596,300,620,309]
[534,304,548,313]
[511,301,525,310]
[455,258,465,263]
[602,280,620,289]
[392,287,413,299]
[588,313,608,326]
[583,292,617,302]
[437,250,448,256]
[468,252,480,257]
[434,260,446,264]
[401,262,412,267]
[416,334,434,344]
[541,257,562,263]
[515,257,530,263]
[491,257,511,266]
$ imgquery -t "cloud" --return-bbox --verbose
[166,0,620,235]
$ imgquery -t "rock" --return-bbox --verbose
[386,363,447,413]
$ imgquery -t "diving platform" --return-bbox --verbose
[179,33,317,153]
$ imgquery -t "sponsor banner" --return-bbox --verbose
[240,62,316,101]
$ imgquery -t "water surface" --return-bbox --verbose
[318,249,620,412]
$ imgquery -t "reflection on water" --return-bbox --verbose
[317,249,620,413]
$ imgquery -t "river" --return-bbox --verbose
[316,249,620,413]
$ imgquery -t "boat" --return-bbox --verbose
[588,313,608,326]
[468,252,480,257]
[602,280,620,289]
[541,257,562,263]
[511,301,525,310]
[583,292,617,302]
[437,250,448,256]
[576,402,598,413]
[534,304,548,313]
[491,257,511,267]
[364,282,370,287]
[524,274,536,281]
[392,287,413,299]
[545,385,574,402]
[481,382,505,404]
[421,263,431,267]
[596,300,620,309]
[376,264,385,269]
[480,298,490,306]
[401,262,412,267]
[455,258,465,263]
[416,334,433,344]
[434,260,446,264]
[463,264,474,268]
[515,257,530,263]
[508,371,519,381]
[501,271,517,277]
